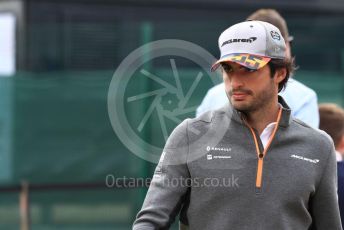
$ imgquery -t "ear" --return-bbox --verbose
[273,68,287,84]
[337,135,344,154]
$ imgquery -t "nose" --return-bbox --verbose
[228,72,244,89]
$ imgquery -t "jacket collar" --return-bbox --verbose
[277,96,292,128]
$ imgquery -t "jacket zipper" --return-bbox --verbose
[244,108,282,188]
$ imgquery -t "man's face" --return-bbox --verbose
[222,62,279,113]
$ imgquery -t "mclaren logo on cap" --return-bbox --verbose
[221,37,257,47]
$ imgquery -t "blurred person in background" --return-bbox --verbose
[196,9,319,129]
[319,103,344,227]
[319,103,344,161]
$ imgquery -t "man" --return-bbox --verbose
[319,103,344,226]
[319,103,344,161]
[133,21,342,229]
[196,9,319,129]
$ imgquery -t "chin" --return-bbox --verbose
[234,106,249,113]
[231,101,252,113]
[232,104,248,111]
[231,99,247,108]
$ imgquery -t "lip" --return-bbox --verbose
[232,93,248,100]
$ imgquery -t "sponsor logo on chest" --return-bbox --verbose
[291,154,320,164]
[206,146,232,160]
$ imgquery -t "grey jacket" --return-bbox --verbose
[133,97,342,230]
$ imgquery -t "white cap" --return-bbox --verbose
[211,20,286,71]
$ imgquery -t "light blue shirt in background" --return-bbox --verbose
[196,78,319,128]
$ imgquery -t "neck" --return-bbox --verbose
[244,99,280,135]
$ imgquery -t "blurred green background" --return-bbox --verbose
[0,0,344,229]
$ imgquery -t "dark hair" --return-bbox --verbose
[268,57,296,92]
[319,103,344,147]
[248,8,298,89]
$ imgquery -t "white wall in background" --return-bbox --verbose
[0,13,15,76]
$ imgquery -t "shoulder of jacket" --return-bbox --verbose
[292,118,334,148]
[292,118,312,129]
[190,105,229,124]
